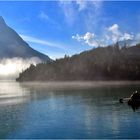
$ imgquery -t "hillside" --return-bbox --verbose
[16,43,140,81]
[0,16,51,62]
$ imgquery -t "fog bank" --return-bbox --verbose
[0,57,41,79]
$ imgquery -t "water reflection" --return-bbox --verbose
[0,80,30,105]
[0,81,140,139]
[128,103,140,111]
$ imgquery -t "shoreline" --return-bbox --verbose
[19,81,140,90]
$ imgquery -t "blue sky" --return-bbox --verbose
[0,1,140,59]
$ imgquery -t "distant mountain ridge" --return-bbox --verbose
[0,16,51,62]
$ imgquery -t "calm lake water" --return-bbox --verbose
[0,81,140,139]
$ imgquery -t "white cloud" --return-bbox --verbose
[82,1,103,31]
[107,24,134,43]
[108,24,120,35]
[72,34,82,41]
[20,34,66,50]
[107,24,122,43]
[72,24,135,47]
[83,32,99,47]
[84,32,94,40]
[75,0,102,11]
[75,0,87,11]
[72,32,102,47]
[59,1,76,25]
[121,33,134,40]
[59,0,103,28]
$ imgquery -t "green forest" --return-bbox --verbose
[16,43,140,81]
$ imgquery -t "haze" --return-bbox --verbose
[0,57,41,79]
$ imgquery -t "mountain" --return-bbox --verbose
[0,16,51,61]
[16,43,140,81]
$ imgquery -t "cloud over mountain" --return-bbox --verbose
[107,24,134,43]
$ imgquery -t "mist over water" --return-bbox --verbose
[0,57,41,79]
[0,80,30,105]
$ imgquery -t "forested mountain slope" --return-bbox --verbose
[17,43,140,81]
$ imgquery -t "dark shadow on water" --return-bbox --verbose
[128,103,140,112]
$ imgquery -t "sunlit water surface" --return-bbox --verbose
[0,81,140,139]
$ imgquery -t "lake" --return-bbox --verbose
[0,81,140,139]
